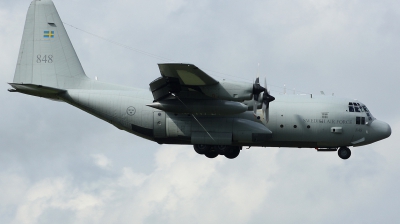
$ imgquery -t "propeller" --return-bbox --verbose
[252,77,275,123]
[252,77,265,115]
[261,78,275,123]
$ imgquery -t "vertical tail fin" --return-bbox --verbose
[13,0,89,89]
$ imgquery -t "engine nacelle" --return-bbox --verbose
[147,100,248,115]
[199,80,253,102]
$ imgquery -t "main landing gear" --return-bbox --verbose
[338,147,351,160]
[193,144,241,159]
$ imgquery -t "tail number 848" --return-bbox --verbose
[36,55,53,63]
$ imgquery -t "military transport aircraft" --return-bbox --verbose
[9,0,391,160]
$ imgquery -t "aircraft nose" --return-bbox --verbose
[370,120,391,140]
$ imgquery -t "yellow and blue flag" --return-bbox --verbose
[44,31,55,38]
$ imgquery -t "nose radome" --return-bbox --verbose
[371,120,391,140]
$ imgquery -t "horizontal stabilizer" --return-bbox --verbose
[8,83,66,100]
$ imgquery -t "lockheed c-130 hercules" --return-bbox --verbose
[9,0,391,160]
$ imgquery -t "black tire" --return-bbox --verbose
[194,144,210,155]
[216,145,228,154]
[224,147,240,159]
[338,147,351,160]
[205,151,218,158]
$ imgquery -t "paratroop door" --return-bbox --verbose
[153,111,166,138]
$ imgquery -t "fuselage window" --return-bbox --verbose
[349,102,353,106]
[356,116,366,125]
[349,106,354,112]
[355,106,360,112]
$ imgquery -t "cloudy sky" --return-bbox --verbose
[1,0,399,223]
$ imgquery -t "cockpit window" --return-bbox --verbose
[348,102,374,121]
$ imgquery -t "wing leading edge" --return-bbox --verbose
[158,63,218,86]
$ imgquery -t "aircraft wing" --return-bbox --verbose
[150,63,219,102]
[149,63,256,115]
[158,63,218,86]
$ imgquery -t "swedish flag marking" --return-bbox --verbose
[44,31,55,38]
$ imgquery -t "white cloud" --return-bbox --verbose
[1,132,400,223]
[2,146,275,223]
[91,154,113,169]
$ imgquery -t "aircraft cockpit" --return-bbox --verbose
[348,102,375,122]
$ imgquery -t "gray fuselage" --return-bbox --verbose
[61,81,391,149]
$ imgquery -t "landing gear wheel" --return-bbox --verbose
[338,147,351,160]
[194,144,210,155]
[216,145,228,154]
[224,147,240,159]
[205,151,218,158]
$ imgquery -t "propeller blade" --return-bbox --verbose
[253,95,257,115]
[253,84,265,101]
[252,76,264,116]
[264,107,270,123]
[262,100,266,112]
[264,77,267,92]
[260,77,275,123]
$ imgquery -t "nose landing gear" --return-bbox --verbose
[338,147,351,160]
[193,145,241,159]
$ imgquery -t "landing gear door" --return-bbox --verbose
[153,111,166,138]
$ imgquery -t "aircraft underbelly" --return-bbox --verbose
[155,114,273,145]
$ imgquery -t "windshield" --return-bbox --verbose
[348,102,375,121]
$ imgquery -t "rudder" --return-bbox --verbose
[13,0,89,89]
